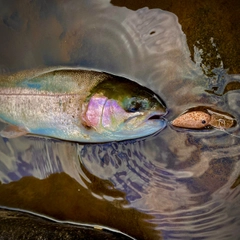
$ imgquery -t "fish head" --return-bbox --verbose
[82,75,167,141]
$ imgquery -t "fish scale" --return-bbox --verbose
[0,88,83,133]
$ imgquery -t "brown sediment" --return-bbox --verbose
[222,81,240,95]
[0,171,161,240]
[111,0,240,75]
[231,174,240,189]
[0,208,131,240]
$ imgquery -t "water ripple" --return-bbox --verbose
[0,1,240,239]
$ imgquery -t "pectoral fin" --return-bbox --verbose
[0,125,28,138]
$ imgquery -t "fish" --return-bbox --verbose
[171,107,236,130]
[0,67,167,143]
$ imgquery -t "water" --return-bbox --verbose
[0,1,240,239]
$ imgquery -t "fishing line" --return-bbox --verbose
[212,118,240,139]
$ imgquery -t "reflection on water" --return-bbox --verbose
[0,0,240,239]
[0,138,158,239]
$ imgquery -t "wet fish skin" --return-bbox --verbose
[0,67,167,142]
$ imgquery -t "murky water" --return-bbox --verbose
[0,1,240,239]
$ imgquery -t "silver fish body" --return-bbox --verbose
[0,68,167,142]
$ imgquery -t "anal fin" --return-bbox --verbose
[0,125,28,138]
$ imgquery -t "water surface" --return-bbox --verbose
[0,1,240,239]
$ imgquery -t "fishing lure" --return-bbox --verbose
[171,108,235,130]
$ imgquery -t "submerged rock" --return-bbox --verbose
[0,208,132,240]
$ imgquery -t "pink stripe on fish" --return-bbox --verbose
[102,99,126,130]
[84,95,107,129]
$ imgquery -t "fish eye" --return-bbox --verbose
[125,98,149,112]
[202,120,206,124]
[127,100,141,112]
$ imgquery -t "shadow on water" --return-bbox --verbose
[0,0,240,239]
[0,164,158,239]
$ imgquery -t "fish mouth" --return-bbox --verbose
[145,110,167,121]
[125,110,167,127]
[148,113,164,120]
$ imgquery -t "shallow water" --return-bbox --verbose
[0,1,240,239]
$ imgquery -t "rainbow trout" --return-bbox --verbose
[0,67,166,142]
